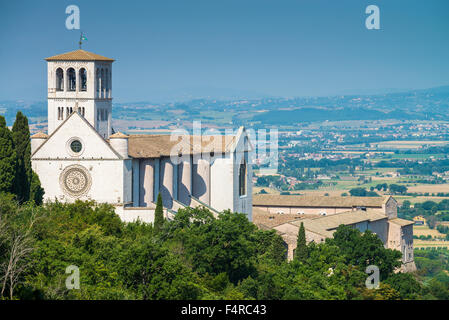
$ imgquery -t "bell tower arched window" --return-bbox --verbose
[67,68,76,91]
[239,160,247,196]
[96,69,100,94]
[79,68,87,91]
[56,68,64,91]
[105,68,109,96]
[100,69,105,96]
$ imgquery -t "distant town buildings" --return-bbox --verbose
[413,215,426,225]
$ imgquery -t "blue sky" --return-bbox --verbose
[0,0,448,102]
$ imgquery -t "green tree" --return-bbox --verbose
[327,225,402,280]
[401,200,411,210]
[118,241,201,299]
[389,184,407,195]
[266,234,287,264]
[0,116,16,194]
[383,272,422,300]
[154,193,164,235]
[349,187,367,196]
[29,171,44,205]
[12,112,32,202]
[170,208,258,283]
[294,222,308,262]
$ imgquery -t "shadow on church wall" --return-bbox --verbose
[159,184,173,209]
[178,182,191,206]
[192,164,207,200]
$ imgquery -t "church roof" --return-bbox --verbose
[272,208,388,238]
[389,218,414,227]
[253,194,386,208]
[30,131,48,139]
[109,131,129,139]
[45,49,114,62]
[128,134,239,158]
[288,209,387,237]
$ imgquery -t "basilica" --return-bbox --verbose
[31,49,253,223]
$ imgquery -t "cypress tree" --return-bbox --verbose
[267,235,287,264]
[30,171,44,205]
[154,193,164,235]
[12,111,32,202]
[0,116,16,194]
[294,222,308,262]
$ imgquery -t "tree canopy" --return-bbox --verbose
[0,196,440,300]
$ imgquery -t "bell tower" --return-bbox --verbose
[45,49,114,138]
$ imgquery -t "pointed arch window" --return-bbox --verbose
[79,68,87,91]
[105,68,109,95]
[56,68,64,91]
[100,69,105,95]
[67,68,76,91]
[96,69,100,94]
[58,107,63,120]
[77,107,85,117]
[239,159,247,196]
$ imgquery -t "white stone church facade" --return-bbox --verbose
[31,49,253,223]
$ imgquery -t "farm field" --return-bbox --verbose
[414,225,446,238]
[252,186,281,195]
[394,195,449,205]
[387,153,446,160]
[414,240,449,249]
[406,184,449,193]
[371,140,449,150]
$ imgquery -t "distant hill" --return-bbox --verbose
[251,85,449,124]
[0,100,46,126]
[2,85,448,126]
[252,107,427,124]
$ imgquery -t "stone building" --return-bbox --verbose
[31,49,253,222]
[253,195,416,272]
[253,194,392,216]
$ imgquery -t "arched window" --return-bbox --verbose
[96,69,100,93]
[105,68,109,94]
[67,68,76,91]
[79,68,87,91]
[239,160,247,196]
[56,68,64,91]
[100,69,105,93]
